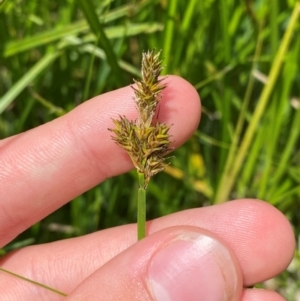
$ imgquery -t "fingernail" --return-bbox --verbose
[147,232,238,301]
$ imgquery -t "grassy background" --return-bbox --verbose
[1,0,300,299]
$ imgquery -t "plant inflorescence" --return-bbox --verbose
[109,50,172,188]
[109,50,172,239]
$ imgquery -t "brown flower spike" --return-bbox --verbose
[109,50,172,188]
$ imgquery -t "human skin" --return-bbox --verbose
[0,76,295,300]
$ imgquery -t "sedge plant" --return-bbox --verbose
[109,50,172,240]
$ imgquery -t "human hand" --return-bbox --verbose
[0,76,295,300]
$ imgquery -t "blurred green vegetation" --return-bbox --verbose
[1,0,300,299]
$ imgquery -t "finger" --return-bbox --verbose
[0,75,201,247]
[0,199,294,294]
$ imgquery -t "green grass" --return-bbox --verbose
[1,0,300,299]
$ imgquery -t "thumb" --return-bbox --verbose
[66,226,242,301]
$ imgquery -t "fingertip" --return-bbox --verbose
[160,75,201,147]
[145,226,242,301]
[227,199,295,284]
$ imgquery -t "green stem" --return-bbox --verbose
[137,172,146,240]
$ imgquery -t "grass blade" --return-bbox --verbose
[162,0,179,74]
[3,4,133,57]
[0,51,61,114]
[0,267,67,296]
[76,0,124,85]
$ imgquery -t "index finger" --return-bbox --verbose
[0,75,201,247]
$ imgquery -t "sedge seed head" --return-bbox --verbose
[109,50,173,188]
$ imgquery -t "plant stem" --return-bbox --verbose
[137,172,146,240]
